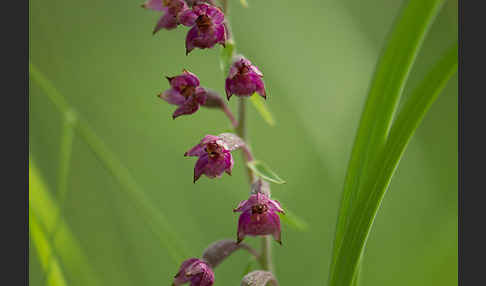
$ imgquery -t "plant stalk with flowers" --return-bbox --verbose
[142,0,286,284]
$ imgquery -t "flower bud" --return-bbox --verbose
[233,192,284,244]
[225,56,266,100]
[241,271,278,286]
[158,69,207,119]
[141,0,189,34]
[173,258,214,286]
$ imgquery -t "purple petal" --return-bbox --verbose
[199,269,215,286]
[233,199,251,213]
[172,97,200,119]
[173,258,199,286]
[192,3,209,16]
[237,210,251,243]
[224,153,234,175]
[194,155,209,183]
[170,71,200,89]
[195,87,208,104]
[251,73,266,99]
[214,23,227,46]
[250,64,263,76]
[159,88,185,105]
[179,9,197,26]
[203,157,229,178]
[141,0,163,11]
[269,211,282,244]
[206,5,225,25]
[199,135,220,145]
[153,13,177,34]
[268,199,284,213]
[185,26,198,55]
[227,64,239,79]
[185,144,205,157]
[225,79,233,100]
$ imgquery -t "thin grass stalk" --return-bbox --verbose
[29,62,187,263]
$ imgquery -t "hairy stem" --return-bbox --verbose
[236,97,255,182]
[221,101,238,128]
[260,235,274,273]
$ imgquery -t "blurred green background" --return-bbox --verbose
[29,0,457,285]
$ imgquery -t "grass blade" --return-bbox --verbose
[330,44,457,286]
[30,159,101,286]
[330,0,446,281]
[30,212,68,286]
[29,62,188,263]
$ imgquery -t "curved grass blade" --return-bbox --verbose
[330,0,446,281]
[330,44,457,286]
[30,159,101,286]
[249,93,276,126]
[30,212,68,286]
[247,160,285,184]
[29,62,188,263]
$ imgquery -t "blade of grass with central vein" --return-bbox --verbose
[30,159,101,286]
[330,0,446,281]
[330,44,457,286]
[30,62,188,263]
[30,211,68,286]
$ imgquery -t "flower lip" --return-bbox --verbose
[196,14,212,32]
[181,85,196,98]
[205,142,223,158]
[251,204,268,214]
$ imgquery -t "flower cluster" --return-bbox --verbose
[143,1,280,285]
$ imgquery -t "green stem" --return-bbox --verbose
[236,97,255,182]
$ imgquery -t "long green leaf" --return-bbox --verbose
[249,93,276,126]
[330,0,446,280]
[29,62,188,263]
[329,44,457,286]
[247,160,286,184]
[30,159,101,286]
